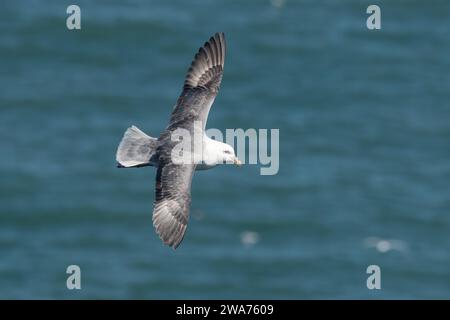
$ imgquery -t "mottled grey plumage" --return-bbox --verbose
[116,33,226,249]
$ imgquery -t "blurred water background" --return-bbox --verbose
[1,0,449,299]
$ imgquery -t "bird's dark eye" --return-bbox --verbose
[224,150,231,154]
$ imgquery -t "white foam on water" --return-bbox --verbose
[364,237,408,253]
[240,231,260,246]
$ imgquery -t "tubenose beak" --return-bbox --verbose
[234,157,242,167]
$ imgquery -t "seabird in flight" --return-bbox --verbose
[116,32,241,249]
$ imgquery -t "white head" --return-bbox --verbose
[207,140,242,166]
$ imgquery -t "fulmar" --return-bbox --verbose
[116,33,241,249]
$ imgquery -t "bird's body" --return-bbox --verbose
[116,33,240,249]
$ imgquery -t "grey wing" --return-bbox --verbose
[152,160,195,249]
[152,33,226,248]
[168,32,226,129]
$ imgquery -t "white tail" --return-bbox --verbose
[116,126,157,168]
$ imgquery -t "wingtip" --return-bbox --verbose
[211,32,225,41]
[152,210,187,250]
[159,234,184,250]
[183,32,227,91]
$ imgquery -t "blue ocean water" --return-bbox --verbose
[0,0,449,299]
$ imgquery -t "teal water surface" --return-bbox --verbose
[1,0,450,299]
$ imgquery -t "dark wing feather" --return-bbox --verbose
[152,33,226,249]
[184,32,226,93]
[152,158,195,249]
[168,32,226,130]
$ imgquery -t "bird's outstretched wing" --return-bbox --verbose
[152,33,226,249]
[152,158,195,249]
[168,32,226,130]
